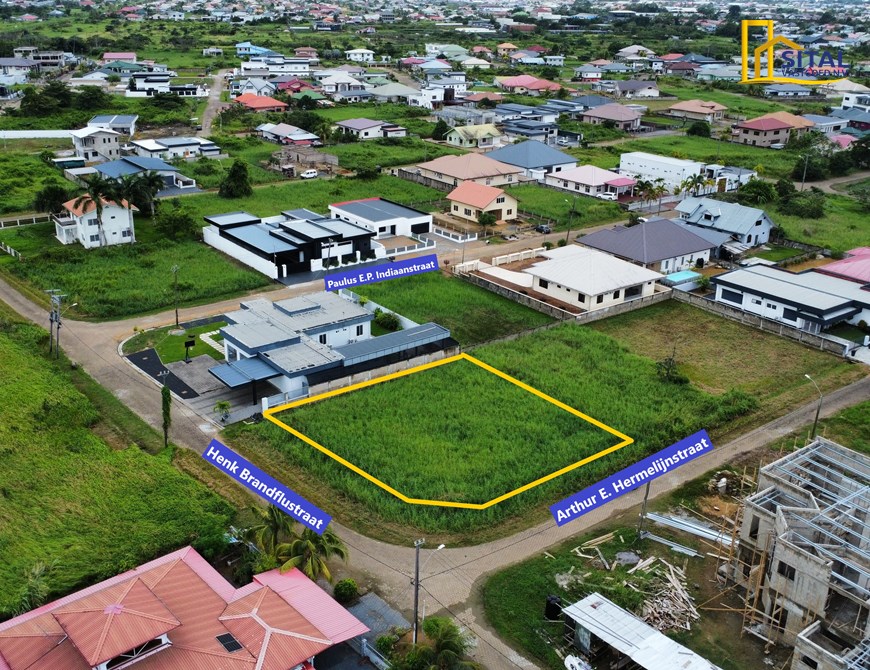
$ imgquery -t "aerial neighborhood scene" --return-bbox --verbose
[2,0,870,668]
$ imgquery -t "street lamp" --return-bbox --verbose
[55,302,77,360]
[171,265,180,328]
[804,374,823,439]
[800,154,810,192]
[412,540,446,644]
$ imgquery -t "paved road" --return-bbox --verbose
[2,252,869,668]
[200,69,232,136]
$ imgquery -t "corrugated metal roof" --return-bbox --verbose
[527,245,662,295]
[335,323,450,366]
[486,140,576,169]
[580,218,715,264]
[330,198,426,223]
[209,357,282,388]
[563,593,722,670]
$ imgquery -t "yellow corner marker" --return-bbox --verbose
[264,353,633,510]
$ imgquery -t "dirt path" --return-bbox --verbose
[200,69,231,136]
[2,264,869,668]
[807,170,870,194]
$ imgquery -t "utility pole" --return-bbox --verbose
[171,264,180,328]
[805,374,823,439]
[637,481,651,538]
[44,289,60,354]
[412,538,425,644]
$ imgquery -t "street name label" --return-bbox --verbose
[550,430,714,527]
[202,439,331,534]
[324,254,439,291]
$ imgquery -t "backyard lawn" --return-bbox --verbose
[226,322,759,543]
[357,271,552,345]
[508,184,625,226]
[0,302,234,617]
[322,137,463,170]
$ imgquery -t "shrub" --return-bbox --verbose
[542,241,554,250]
[686,121,711,138]
[333,578,359,604]
[373,308,401,332]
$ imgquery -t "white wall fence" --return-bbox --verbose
[261,387,309,412]
[627,195,682,212]
[491,247,545,267]
[0,213,51,229]
[0,240,22,260]
[432,225,478,243]
[385,236,435,257]
[346,637,391,669]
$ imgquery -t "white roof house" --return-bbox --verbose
[563,593,722,670]
[522,245,662,310]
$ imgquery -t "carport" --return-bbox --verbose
[209,357,283,405]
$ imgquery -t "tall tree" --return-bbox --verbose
[135,171,166,219]
[245,505,297,555]
[219,159,253,198]
[73,175,117,247]
[276,526,348,582]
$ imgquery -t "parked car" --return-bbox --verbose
[556,138,570,146]
[769,143,786,150]
[535,224,552,234]
[595,192,618,201]
[299,169,318,179]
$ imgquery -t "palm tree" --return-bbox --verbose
[416,618,482,670]
[634,178,653,209]
[651,178,668,214]
[113,173,142,242]
[244,504,296,556]
[135,171,165,219]
[276,526,348,583]
[73,174,117,247]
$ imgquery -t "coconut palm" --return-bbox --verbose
[650,178,668,213]
[414,618,482,670]
[73,174,117,247]
[135,171,166,219]
[244,504,297,555]
[112,173,142,242]
[276,526,348,583]
[634,178,653,208]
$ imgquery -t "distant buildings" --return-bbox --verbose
[53,197,136,249]
[619,152,756,195]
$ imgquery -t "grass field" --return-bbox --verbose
[227,322,760,541]
[0,225,271,318]
[0,151,72,215]
[322,138,463,170]
[0,301,233,617]
[180,174,445,222]
[747,244,804,262]
[770,193,870,253]
[357,271,552,345]
[123,320,227,363]
[508,184,625,226]
[315,103,437,136]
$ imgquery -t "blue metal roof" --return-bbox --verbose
[209,357,281,388]
[486,140,575,169]
[331,199,424,223]
[335,323,451,366]
[95,156,176,179]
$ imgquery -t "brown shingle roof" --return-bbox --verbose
[417,153,522,180]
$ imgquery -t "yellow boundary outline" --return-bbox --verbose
[263,352,634,510]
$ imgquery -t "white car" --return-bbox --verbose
[595,192,618,201]
[299,169,318,179]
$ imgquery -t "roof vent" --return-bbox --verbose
[216,633,243,653]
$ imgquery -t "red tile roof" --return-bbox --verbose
[737,117,793,131]
[0,547,367,670]
[62,196,134,217]
[447,181,508,209]
[235,93,288,110]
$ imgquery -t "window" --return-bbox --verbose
[613,290,620,299]
[720,288,743,304]
[800,656,818,669]
[318,334,327,344]
[356,324,363,336]
[777,561,795,581]
[751,299,762,305]
[453,205,458,211]
[89,234,100,242]
[538,278,549,289]
[121,230,131,238]
[596,295,603,304]
[507,209,512,215]
[782,308,798,321]
[578,293,585,303]
[464,208,472,216]
[766,303,776,309]
[496,196,505,204]
[89,218,98,227]
[749,515,760,540]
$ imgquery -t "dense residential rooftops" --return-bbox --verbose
[580,218,715,264]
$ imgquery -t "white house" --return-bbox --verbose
[544,165,636,199]
[329,198,432,239]
[70,126,121,162]
[675,197,773,248]
[240,57,310,78]
[130,136,222,160]
[53,197,136,249]
[523,245,662,310]
[231,77,276,97]
[87,114,138,137]
[334,118,405,140]
[618,152,755,195]
[711,265,870,334]
[345,48,375,63]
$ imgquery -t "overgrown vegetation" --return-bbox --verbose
[0,302,233,617]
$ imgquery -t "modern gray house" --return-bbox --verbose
[675,197,774,250]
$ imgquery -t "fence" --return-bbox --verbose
[261,387,309,411]
[432,225,478,243]
[395,168,453,192]
[383,236,436,256]
[0,213,51,229]
[672,292,853,356]
[347,637,391,669]
[491,247,545,267]
[0,240,22,260]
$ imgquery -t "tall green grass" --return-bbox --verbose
[234,325,756,534]
[0,304,233,617]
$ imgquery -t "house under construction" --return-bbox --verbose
[732,438,869,670]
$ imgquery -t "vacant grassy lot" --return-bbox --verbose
[316,103,436,136]
[357,271,552,345]
[123,320,227,363]
[186,135,285,189]
[228,324,757,541]
[589,301,865,436]
[0,151,72,215]
[0,227,271,319]
[323,138,463,170]
[770,193,870,253]
[0,302,233,617]
[508,184,625,226]
[747,244,804,262]
[181,174,444,222]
